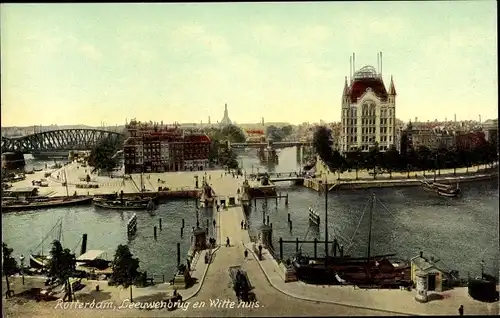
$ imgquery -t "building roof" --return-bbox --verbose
[77,250,105,261]
[9,187,38,193]
[411,255,450,274]
[388,75,397,95]
[184,134,211,143]
[349,77,388,103]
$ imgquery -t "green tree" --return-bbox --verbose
[404,147,417,179]
[111,244,141,302]
[416,146,432,177]
[88,137,120,173]
[313,126,334,168]
[2,243,19,298]
[48,240,76,302]
[351,148,363,180]
[221,124,246,143]
[368,142,380,179]
[383,145,400,179]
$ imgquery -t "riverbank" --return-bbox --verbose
[303,161,498,191]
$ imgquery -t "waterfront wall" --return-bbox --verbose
[303,171,498,192]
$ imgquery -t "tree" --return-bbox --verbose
[221,124,246,143]
[404,147,417,179]
[416,146,432,177]
[111,244,141,302]
[2,243,18,298]
[48,240,76,302]
[368,142,380,179]
[313,126,334,168]
[383,145,400,179]
[352,148,363,180]
[88,137,120,173]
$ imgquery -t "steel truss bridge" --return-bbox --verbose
[1,129,124,154]
[230,141,312,149]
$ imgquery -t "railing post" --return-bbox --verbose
[279,237,283,260]
[314,238,317,258]
[296,237,299,252]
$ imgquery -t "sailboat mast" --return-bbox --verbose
[64,169,69,197]
[324,177,329,266]
[367,193,375,264]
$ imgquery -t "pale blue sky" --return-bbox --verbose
[1,2,497,126]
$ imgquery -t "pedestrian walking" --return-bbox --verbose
[241,220,244,229]
[213,219,216,228]
[226,237,230,247]
[244,222,247,230]
[244,250,248,258]
[458,305,464,316]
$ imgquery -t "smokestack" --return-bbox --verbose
[380,52,383,76]
[454,114,456,122]
[377,52,380,75]
[349,56,352,82]
[479,114,481,123]
[353,53,356,74]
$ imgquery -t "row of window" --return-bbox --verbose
[343,108,394,118]
[344,135,393,144]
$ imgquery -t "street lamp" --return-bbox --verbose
[480,259,485,278]
[19,255,25,285]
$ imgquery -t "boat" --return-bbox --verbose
[93,197,155,210]
[292,182,411,288]
[29,219,63,270]
[420,179,461,197]
[2,196,93,212]
[436,184,461,197]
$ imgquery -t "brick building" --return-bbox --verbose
[454,131,487,151]
[123,119,210,173]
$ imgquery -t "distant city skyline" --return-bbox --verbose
[1,2,497,126]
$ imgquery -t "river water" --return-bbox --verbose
[2,148,499,280]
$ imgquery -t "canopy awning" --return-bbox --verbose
[77,250,105,261]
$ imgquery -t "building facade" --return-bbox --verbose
[123,120,210,174]
[340,64,396,153]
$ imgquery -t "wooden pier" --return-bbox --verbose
[252,193,289,206]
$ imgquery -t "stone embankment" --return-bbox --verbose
[305,159,498,191]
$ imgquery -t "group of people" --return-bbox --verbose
[240,220,248,230]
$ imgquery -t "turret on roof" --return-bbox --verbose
[388,75,397,96]
[342,76,350,96]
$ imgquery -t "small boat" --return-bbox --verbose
[437,185,461,197]
[30,219,63,270]
[93,197,155,210]
[2,196,93,212]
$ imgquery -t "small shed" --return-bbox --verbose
[7,187,39,198]
[411,252,453,292]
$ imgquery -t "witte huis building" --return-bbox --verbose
[340,53,396,153]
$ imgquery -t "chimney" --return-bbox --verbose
[377,52,380,75]
[353,53,356,74]
[380,52,383,76]
[349,55,352,82]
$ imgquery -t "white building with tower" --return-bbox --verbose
[340,52,397,153]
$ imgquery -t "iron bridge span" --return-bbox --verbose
[1,129,124,154]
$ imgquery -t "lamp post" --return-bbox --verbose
[480,259,485,278]
[19,255,25,285]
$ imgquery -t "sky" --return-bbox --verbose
[1,2,497,127]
